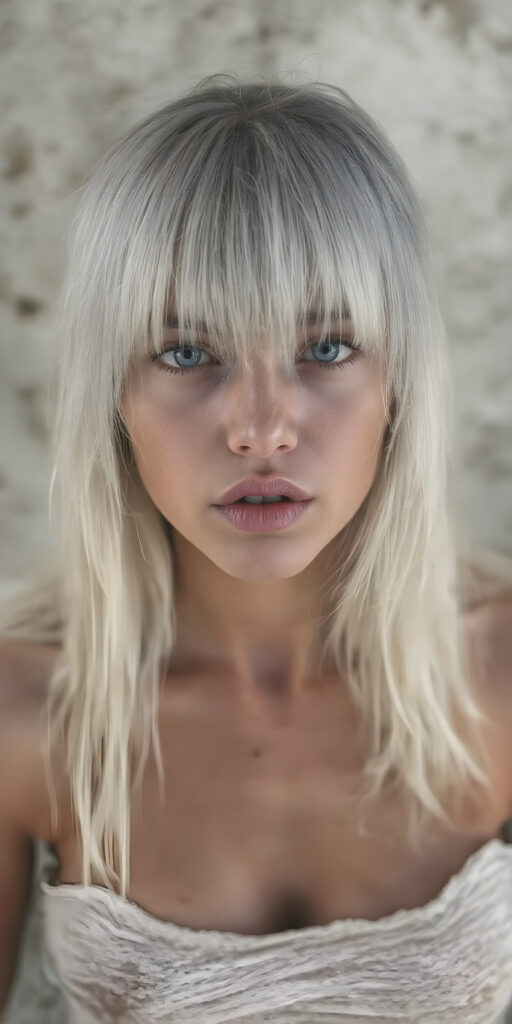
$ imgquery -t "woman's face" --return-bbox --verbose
[120,317,389,582]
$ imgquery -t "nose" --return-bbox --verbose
[223,357,299,458]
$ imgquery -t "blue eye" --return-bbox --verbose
[301,337,359,369]
[156,344,209,373]
[152,337,360,376]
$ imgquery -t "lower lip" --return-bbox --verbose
[213,499,314,532]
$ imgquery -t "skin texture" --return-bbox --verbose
[120,317,388,707]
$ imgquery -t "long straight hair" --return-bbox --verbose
[1,73,512,895]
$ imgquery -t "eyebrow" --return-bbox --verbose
[164,308,352,331]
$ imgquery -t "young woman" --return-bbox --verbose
[1,73,512,1024]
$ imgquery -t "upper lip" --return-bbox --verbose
[215,477,313,505]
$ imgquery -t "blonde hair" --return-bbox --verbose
[1,72,512,895]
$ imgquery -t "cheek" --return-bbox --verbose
[124,392,205,514]
[320,387,386,489]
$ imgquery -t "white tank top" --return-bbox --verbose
[37,831,512,1023]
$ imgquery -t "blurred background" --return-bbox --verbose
[1,0,511,1019]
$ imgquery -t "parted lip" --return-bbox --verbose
[215,477,313,505]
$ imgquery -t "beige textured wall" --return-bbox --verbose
[1,0,511,1019]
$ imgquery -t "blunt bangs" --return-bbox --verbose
[75,77,428,415]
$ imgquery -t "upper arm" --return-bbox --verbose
[0,645,45,1013]
[477,593,512,703]
[0,794,34,1013]
[470,593,512,813]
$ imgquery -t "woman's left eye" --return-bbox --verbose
[152,337,360,376]
[299,337,360,371]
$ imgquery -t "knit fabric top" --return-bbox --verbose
[38,828,512,1024]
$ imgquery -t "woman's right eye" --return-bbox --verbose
[151,344,213,376]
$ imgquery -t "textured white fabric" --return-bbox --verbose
[40,837,512,1024]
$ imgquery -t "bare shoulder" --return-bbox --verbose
[0,638,60,709]
[466,590,512,700]
[463,591,512,811]
[0,639,65,840]
[485,590,512,687]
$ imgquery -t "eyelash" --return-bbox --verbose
[151,337,361,376]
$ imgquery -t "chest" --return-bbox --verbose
[54,677,508,935]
